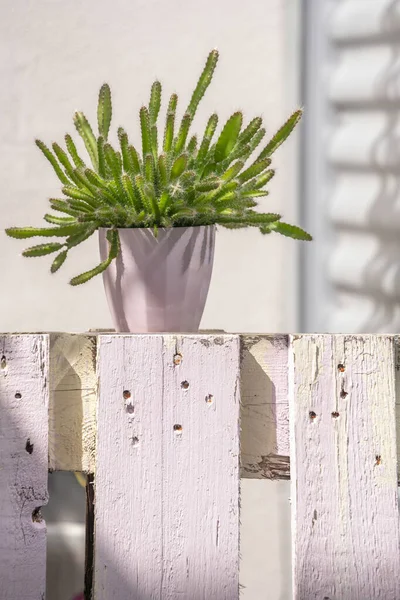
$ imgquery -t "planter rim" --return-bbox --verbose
[98,225,215,231]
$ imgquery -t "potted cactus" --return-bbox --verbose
[6,50,311,333]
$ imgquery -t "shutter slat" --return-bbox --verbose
[328,113,400,170]
[329,231,400,300]
[331,0,400,43]
[329,47,400,106]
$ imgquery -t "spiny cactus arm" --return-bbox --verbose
[214,112,243,163]
[149,81,162,126]
[221,160,244,182]
[49,198,89,217]
[179,171,196,189]
[215,212,281,226]
[238,117,263,146]
[187,135,197,155]
[237,157,271,184]
[65,135,85,169]
[69,229,120,286]
[246,169,275,190]
[121,174,143,213]
[97,136,106,178]
[158,154,168,188]
[174,113,191,155]
[128,146,142,175]
[117,128,131,173]
[51,249,68,273]
[140,106,152,158]
[97,84,112,140]
[67,199,96,213]
[158,191,171,215]
[257,109,303,161]
[170,153,188,180]
[241,128,266,161]
[66,223,98,248]
[196,113,218,165]
[151,126,158,161]
[44,214,77,225]
[263,221,312,240]
[82,169,117,204]
[52,143,83,186]
[194,177,220,193]
[35,140,70,185]
[22,242,65,257]
[135,174,152,214]
[5,224,86,239]
[144,154,155,185]
[62,184,99,206]
[73,112,98,170]
[163,94,178,153]
[240,189,269,199]
[103,144,127,202]
[186,49,219,118]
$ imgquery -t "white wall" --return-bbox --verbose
[0,1,298,598]
[0,0,299,334]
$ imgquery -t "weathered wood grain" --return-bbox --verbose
[0,334,49,600]
[290,334,400,600]
[49,332,97,472]
[240,335,290,479]
[94,334,240,600]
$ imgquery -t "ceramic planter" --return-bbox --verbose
[99,226,215,333]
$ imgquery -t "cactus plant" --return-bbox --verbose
[6,50,311,285]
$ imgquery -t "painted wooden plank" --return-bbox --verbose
[290,334,400,600]
[94,334,240,600]
[240,335,290,479]
[49,332,97,472]
[0,334,49,600]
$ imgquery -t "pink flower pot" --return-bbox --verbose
[99,226,215,333]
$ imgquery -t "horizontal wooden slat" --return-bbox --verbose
[47,333,291,480]
[43,332,400,483]
[330,0,400,44]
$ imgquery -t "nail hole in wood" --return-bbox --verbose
[174,424,183,433]
[25,439,34,454]
[337,364,345,372]
[0,356,6,369]
[205,394,214,404]
[123,390,131,399]
[375,455,382,466]
[15,392,22,399]
[131,436,139,447]
[173,353,182,365]
[181,381,189,390]
[309,411,317,420]
[331,411,339,419]
[340,389,348,399]
[32,507,43,523]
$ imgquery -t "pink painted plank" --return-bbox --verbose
[0,335,49,600]
[290,334,400,600]
[94,334,240,600]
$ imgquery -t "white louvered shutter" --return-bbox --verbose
[302,0,400,332]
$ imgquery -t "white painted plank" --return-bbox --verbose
[290,334,400,600]
[0,334,49,600]
[49,333,97,472]
[94,334,240,600]
[241,335,290,479]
